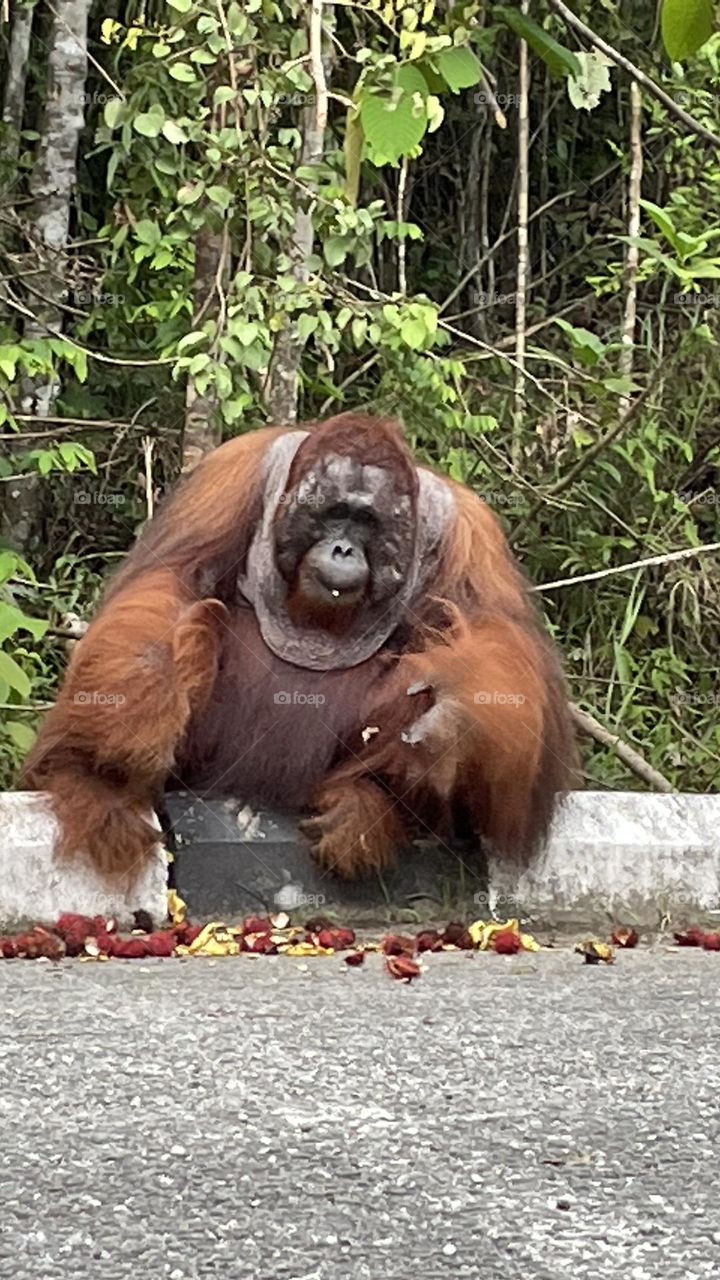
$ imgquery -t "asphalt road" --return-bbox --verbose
[1,946,719,1280]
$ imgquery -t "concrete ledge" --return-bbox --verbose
[488,791,720,929]
[2,790,719,931]
[165,790,720,928]
[0,792,168,930]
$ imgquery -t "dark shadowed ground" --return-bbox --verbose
[0,947,718,1280]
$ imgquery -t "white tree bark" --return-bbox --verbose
[21,0,91,416]
[5,0,90,552]
[2,0,36,163]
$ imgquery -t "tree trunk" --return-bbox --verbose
[264,0,330,425]
[21,0,90,410]
[4,0,91,554]
[2,0,36,161]
[182,227,229,472]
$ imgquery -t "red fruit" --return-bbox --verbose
[243,933,277,954]
[385,956,421,981]
[173,922,203,947]
[415,930,443,953]
[493,929,521,955]
[702,933,720,951]
[1,940,17,959]
[611,927,639,948]
[317,927,356,952]
[344,950,365,966]
[144,932,177,957]
[242,916,272,937]
[442,922,468,946]
[674,928,707,947]
[54,913,93,940]
[112,938,150,959]
[305,916,334,933]
[381,934,415,956]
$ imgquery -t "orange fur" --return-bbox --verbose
[22,414,578,878]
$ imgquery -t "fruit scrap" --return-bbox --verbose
[381,933,416,956]
[674,927,710,947]
[415,930,444,954]
[467,918,540,954]
[611,927,639,948]
[575,940,615,965]
[344,950,365,967]
[167,890,187,925]
[385,955,422,981]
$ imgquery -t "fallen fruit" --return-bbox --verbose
[575,940,614,965]
[611,927,639,948]
[385,955,422,981]
[674,928,707,947]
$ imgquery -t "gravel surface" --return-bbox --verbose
[1,946,719,1280]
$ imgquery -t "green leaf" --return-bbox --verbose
[231,320,259,345]
[0,346,17,380]
[4,721,35,753]
[554,318,606,365]
[103,98,124,130]
[360,68,429,165]
[436,46,482,92]
[213,86,237,106]
[567,51,612,111]
[167,0,192,11]
[169,62,197,83]
[134,219,162,246]
[496,8,581,79]
[639,199,679,252]
[177,181,205,204]
[133,106,165,138]
[207,184,233,211]
[162,120,188,144]
[297,313,319,341]
[177,330,208,353]
[324,235,351,267]
[400,317,428,349]
[603,376,643,395]
[0,651,31,699]
[661,0,713,61]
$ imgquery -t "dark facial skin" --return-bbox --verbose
[275,453,416,615]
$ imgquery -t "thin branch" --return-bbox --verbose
[397,156,409,295]
[571,703,675,792]
[533,541,720,594]
[619,81,643,415]
[513,2,530,466]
